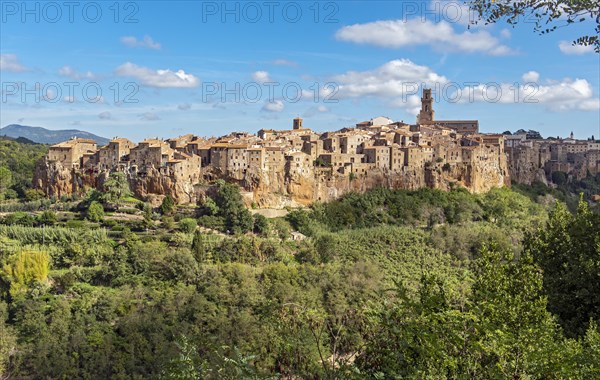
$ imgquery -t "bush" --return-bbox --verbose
[3,189,18,200]
[197,215,226,231]
[24,189,45,201]
[36,211,57,226]
[178,218,197,233]
[253,214,269,236]
[87,201,104,222]
[2,212,35,226]
[161,216,176,230]
[160,195,176,215]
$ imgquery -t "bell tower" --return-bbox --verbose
[417,88,435,125]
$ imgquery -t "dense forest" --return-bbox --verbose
[1,139,599,378]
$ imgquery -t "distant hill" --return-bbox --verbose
[0,135,39,145]
[0,124,110,146]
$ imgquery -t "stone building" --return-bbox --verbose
[48,138,97,168]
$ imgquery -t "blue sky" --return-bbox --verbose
[1,0,599,141]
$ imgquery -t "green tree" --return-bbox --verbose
[0,166,12,195]
[161,195,176,216]
[253,214,269,236]
[143,203,154,228]
[103,171,132,206]
[469,0,600,52]
[36,210,57,226]
[87,201,105,222]
[24,189,44,201]
[551,171,568,185]
[214,181,253,234]
[179,218,197,234]
[526,199,600,337]
[1,250,50,296]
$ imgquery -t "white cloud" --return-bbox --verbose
[115,62,200,88]
[452,74,599,112]
[252,71,272,83]
[178,103,191,111]
[120,35,161,50]
[522,71,540,83]
[332,59,448,100]
[558,41,594,55]
[335,19,514,55]
[261,100,285,113]
[140,112,160,121]
[500,28,512,39]
[58,65,96,80]
[303,105,330,117]
[0,54,29,72]
[98,111,112,120]
[273,59,298,67]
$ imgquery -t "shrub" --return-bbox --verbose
[160,195,176,215]
[178,218,197,233]
[36,210,57,226]
[2,250,50,296]
[24,189,45,201]
[87,201,104,222]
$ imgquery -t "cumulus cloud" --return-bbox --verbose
[261,100,285,113]
[332,59,448,101]
[98,111,112,120]
[558,41,595,55]
[252,71,272,83]
[140,112,160,121]
[0,54,29,72]
[115,62,200,88]
[335,19,514,55]
[522,71,540,83]
[120,35,161,50]
[451,74,600,112]
[58,65,96,80]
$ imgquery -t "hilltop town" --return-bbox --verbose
[33,89,599,208]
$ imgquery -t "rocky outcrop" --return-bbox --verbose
[34,150,509,208]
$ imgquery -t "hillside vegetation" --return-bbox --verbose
[0,138,599,378]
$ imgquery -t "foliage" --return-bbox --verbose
[213,181,254,234]
[1,250,50,296]
[0,166,12,196]
[0,138,48,197]
[469,0,600,52]
[102,171,132,205]
[36,211,57,226]
[253,214,269,236]
[526,198,600,337]
[0,181,599,378]
[179,218,197,234]
[87,201,105,222]
[161,195,176,215]
[24,189,45,201]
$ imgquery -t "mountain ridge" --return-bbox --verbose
[0,124,110,145]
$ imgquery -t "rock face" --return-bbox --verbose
[33,150,509,208]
